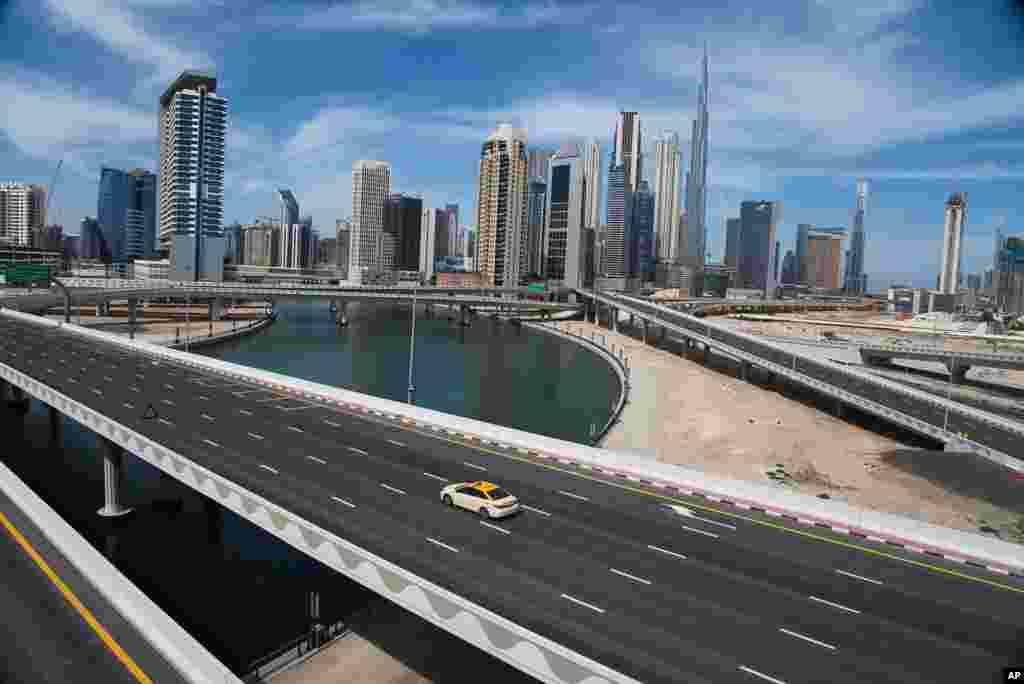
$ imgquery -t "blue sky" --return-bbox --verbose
[1,0,1023,289]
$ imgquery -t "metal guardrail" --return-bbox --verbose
[860,344,1024,364]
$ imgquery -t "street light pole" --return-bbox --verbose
[407,287,417,405]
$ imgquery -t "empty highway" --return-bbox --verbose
[1,314,1022,684]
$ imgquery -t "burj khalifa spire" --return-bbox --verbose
[684,43,710,281]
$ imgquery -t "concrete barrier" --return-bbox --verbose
[0,460,240,684]
[5,307,1024,577]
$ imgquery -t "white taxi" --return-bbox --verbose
[440,481,520,519]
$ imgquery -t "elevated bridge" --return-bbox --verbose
[858,344,1024,384]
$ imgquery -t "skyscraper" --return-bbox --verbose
[526,179,547,275]
[278,189,299,228]
[629,180,655,282]
[602,164,631,278]
[543,142,586,287]
[444,203,459,257]
[843,179,868,293]
[724,216,740,269]
[97,168,156,262]
[349,160,391,283]
[781,249,797,284]
[805,230,844,289]
[79,216,104,260]
[0,183,46,247]
[335,219,351,280]
[684,46,710,276]
[159,70,227,281]
[653,132,682,262]
[939,192,967,295]
[528,149,555,183]
[385,193,424,271]
[476,124,528,287]
[583,139,602,229]
[420,209,437,281]
[736,200,781,292]
[612,112,642,192]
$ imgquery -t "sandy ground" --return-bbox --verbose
[553,319,1024,541]
[269,633,431,684]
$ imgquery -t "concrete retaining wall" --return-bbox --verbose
[5,308,1024,577]
[0,460,240,684]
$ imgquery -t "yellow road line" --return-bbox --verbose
[383,418,1024,595]
[0,509,154,684]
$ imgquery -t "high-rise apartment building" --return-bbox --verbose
[939,192,967,295]
[602,163,631,278]
[444,204,459,257]
[241,223,276,267]
[612,112,642,192]
[526,179,547,275]
[724,216,741,269]
[385,193,424,271]
[995,234,1024,314]
[159,71,227,280]
[736,200,781,292]
[0,183,46,247]
[420,209,437,281]
[223,223,243,264]
[528,149,555,184]
[805,230,844,289]
[79,216,104,260]
[653,132,682,261]
[476,124,528,287]
[543,142,586,287]
[279,221,312,269]
[336,219,351,280]
[349,160,391,283]
[433,208,450,260]
[98,167,156,262]
[843,179,868,293]
[781,249,797,284]
[684,47,710,277]
[583,140,602,229]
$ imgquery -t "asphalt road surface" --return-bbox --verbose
[2,314,1023,684]
[0,481,188,684]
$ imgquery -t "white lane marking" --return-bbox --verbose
[522,505,551,517]
[808,596,860,615]
[103,376,113,382]
[348,446,368,455]
[200,413,215,421]
[203,439,220,448]
[681,524,719,539]
[779,628,836,651]
[47,368,54,373]
[560,594,605,614]
[426,537,459,553]
[423,472,448,482]
[91,388,103,396]
[739,665,788,684]
[462,461,487,472]
[307,455,327,465]
[648,544,688,561]
[198,395,209,401]
[388,439,405,447]
[558,490,589,502]
[287,425,304,433]
[161,399,175,405]
[238,409,253,416]
[248,432,264,440]
[331,496,356,508]
[68,377,77,383]
[324,419,341,427]
[258,464,279,475]
[158,418,174,426]
[666,505,738,530]
[129,386,139,392]
[380,483,406,495]
[836,569,883,585]
[123,403,135,409]
[610,568,652,585]
[164,384,174,390]
[480,521,511,535]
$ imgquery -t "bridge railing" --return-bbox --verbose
[5,307,1024,576]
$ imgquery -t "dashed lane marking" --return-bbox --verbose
[348,446,368,455]
[522,505,551,517]
[248,432,264,441]
[836,569,883,586]
[307,456,327,465]
[426,538,459,553]
[480,521,511,535]
[423,473,448,482]
[238,409,252,416]
[610,567,652,585]
[558,490,589,502]
[380,483,407,495]
[200,414,214,421]
[157,418,173,427]
[202,439,220,448]
[258,464,278,475]
[739,665,788,684]
[779,628,836,651]
[681,525,719,539]
[331,496,356,508]
[388,439,405,447]
[808,596,860,615]
[560,594,605,614]
[648,544,688,561]
[463,461,487,472]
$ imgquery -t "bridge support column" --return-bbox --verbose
[128,298,138,340]
[64,292,71,323]
[98,438,132,518]
[948,363,970,385]
[205,497,222,546]
[48,405,61,434]
[629,312,635,328]
[659,326,666,344]
[642,319,648,345]
[95,303,104,317]
[703,345,712,365]
[208,298,225,322]
[739,362,750,381]
[835,399,844,419]
[9,385,29,412]
[336,300,349,327]
[611,307,618,333]
[459,305,470,327]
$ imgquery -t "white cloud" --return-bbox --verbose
[299,0,594,33]
[43,0,212,86]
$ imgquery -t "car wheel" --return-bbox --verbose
[478,507,490,519]
[442,495,453,506]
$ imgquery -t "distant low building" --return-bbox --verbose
[437,271,485,288]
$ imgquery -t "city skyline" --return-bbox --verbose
[1,1,1023,289]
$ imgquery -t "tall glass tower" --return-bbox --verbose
[684,46,710,275]
[843,179,868,293]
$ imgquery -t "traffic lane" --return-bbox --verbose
[0,485,188,684]
[235,428,999,683]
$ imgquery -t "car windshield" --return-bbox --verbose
[487,488,511,500]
